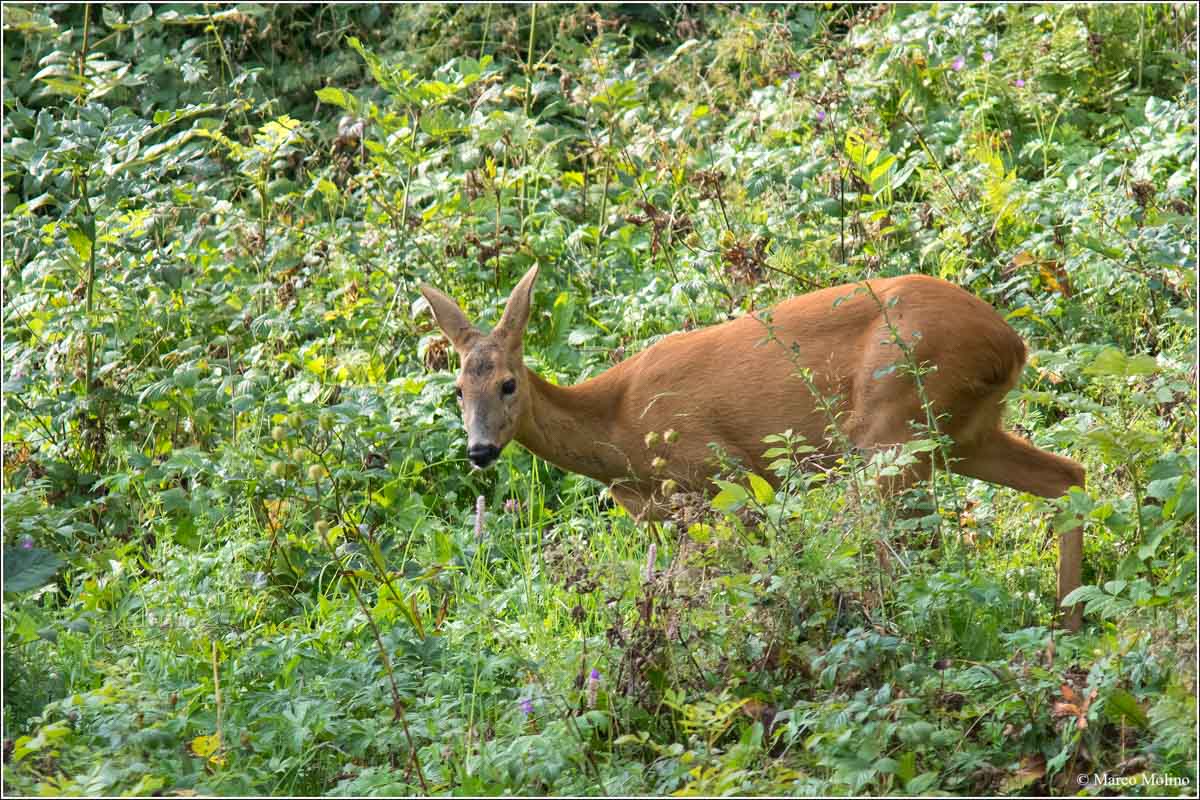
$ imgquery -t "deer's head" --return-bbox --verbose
[419,266,539,469]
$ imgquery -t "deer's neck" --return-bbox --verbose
[516,367,632,484]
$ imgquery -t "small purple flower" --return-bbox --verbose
[519,697,534,716]
[504,498,519,514]
[787,70,801,81]
[19,535,34,550]
[815,109,826,123]
[952,56,965,71]
[983,51,994,63]
[587,668,601,708]
[1014,78,1026,88]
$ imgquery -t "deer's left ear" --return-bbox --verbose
[494,265,540,348]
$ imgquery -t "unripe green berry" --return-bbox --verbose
[663,428,679,444]
[661,479,678,496]
[651,456,667,473]
[644,431,660,448]
[271,425,287,442]
[270,461,287,478]
[307,464,325,482]
[319,414,334,431]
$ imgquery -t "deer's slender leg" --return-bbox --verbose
[952,430,1086,631]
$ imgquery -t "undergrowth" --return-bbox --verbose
[3,4,1196,796]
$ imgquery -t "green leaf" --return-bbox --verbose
[158,487,190,514]
[316,86,357,112]
[315,177,340,205]
[1104,688,1149,728]
[873,363,898,379]
[66,224,93,261]
[1076,234,1124,261]
[1136,526,1167,561]
[1061,584,1132,619]
[101,6,126,29]
[1084,347,1158,378]
[747,473,775,505]
[1,6,59,34]
[905,772,940,793]
[903,437,942,454]
[874,757,900,774]
[868,154,896,185]
[844,129,866,165]
[711,480,748,512]
[3,546,64,593]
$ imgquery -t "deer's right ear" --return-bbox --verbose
[419,284,479,355]
[494,264,540,348]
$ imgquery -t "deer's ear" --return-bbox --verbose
[419,284,479,355]
[494,265,540,349]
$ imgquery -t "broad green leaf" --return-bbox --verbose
[66,224,92,261]
[711,480,748,512]
[1084,347,1158,377]
[1104,688,1149,728]
[747,473,774,505]
[1076,234,1124,260]
[3,546,64,593]
[868,154,896,184]
[316,86,357,111]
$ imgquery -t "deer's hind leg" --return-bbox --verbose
[951,429,1086,631]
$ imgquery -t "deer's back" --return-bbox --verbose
[604,275,1026,484]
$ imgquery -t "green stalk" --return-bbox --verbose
[77,4,97,397]
[524,3,537,120]
[78,3,91,82]
[520,4,538,230]
[83,185,97,395]
[594,116,612,269]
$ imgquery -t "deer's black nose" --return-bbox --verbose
[468,443,501,468]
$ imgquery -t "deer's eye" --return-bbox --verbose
[501,378,517,396]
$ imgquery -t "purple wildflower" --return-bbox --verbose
[19,535,34,550]
[1014,78,1026,88]
[519,697,534,716]
[952,56,965,71]
[815,109,827,123]
[587,668,601,709]
[787,70,801,81]
[474,495,485,541]
[504,498,519,514]
[983,51,994,63]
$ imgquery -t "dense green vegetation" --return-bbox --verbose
[3,3,1196,795]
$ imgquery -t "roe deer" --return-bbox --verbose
[420,266,1086,629]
